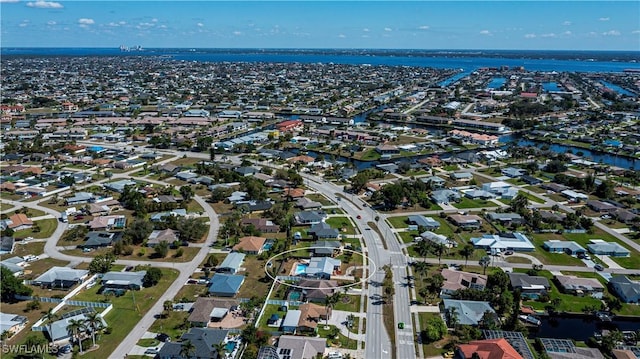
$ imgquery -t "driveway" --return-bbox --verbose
[595,254,623,270]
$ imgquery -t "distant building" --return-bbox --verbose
[587,240,630,257]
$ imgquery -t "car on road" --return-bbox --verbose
[398,322,405,329]
[594,264,604,271]
[144,348,159,355]
[356,215,362,219]
[156,333,171,342]
[503,250,514,255]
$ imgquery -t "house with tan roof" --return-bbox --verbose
[87,215,126,230]
[187,297,239,327]
[441,268,487,298]
[5,214,33,231]
[233,236,267,255]
[297,303,330,333]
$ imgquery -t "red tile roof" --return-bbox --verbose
[458,339,523,359]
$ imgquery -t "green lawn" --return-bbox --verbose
[137,338,160,347]
[318,325,358,349]
[13,218,58,239]
[306,193,333,206]
[185,200,204,213]
[326,216,356,235]
[399,231,419,244]
[453,198,494,209]
[360,149,381,161]
[417,312,450,357]
[257,304,287,331]
[148,310,190,341]
[72,267,180,358]
[387,216,409,229]
[527,233,586,266]
[563,229,640,269]
[333,294,361,312]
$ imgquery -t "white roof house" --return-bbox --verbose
[471,232,535,254]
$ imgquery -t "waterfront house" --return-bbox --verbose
[609,276,640,303]
[555,275,604,298]
[508,272,550,299]
[442,299,496,326]
[456,339,524,359]
[440,269,487,298]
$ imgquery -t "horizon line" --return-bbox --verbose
[1,47,639,52]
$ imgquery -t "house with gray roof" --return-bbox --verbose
[157,328,228,359]
[486,212,525,225]
[265,335,327,359]
[509,273,550,299]
[587,240,630,257]
[420,231,454,248]
[609,275,640,303]
[0,257,24,276]
[555,275,604,298]
[304,257,341,279]
[420,176,446,188]
[175,171,198,181]
[407,215,440,230]
[187,297,239,327]
[103,179,137,193]
[207,274,245,297]
[431,189,461,205]
[281,310,302,334]
[501,167,526,178]
[0,236,15,255]
[46,310,106,343]
[101,270,146,291]
[83,231,123,249]
[147,228,178,247]
[294,211,327,225]
[308,222,340,240]
[150,209,187,222]
[310,240,341,257]
[0,312,27,335]
[442,299,496,326]
[65,191,94,205]
[295,197,322,210]
[217,252,245,274]
[450,172,474,182]
[32,267,89,289]
[543,240,586,255]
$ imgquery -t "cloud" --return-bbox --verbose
[632,30,640,34]
[540,33,556,38]
[362,28,369,32]
[562,21,572,26]
[524,33,536,39]
[338,34,346,38]
[0,0,20,3]
[384,27,392,32]
[599,17,610,21]
[479,30,491,35]
[47,20,56,25]
[233,31,242,36]
[563,31,572,36]
[151,18,158,22]
[196,22,204,27]
[602,30,620,36]
[26,0,62,8]
[78,18,95,25]
[19,22,28,27]
[418,25,430,30]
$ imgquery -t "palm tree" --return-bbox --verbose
[212,342,226,359]
[180,339,196,358]
[67,318,86,353]
[459,244,475,267]
[479,256,491,275]
[447,307,459,330]
[84,312,103,348]
[42,309,58,346]
[324,292,341,326]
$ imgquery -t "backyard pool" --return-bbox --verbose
[289,291,301,301]
[263,240,274,251]
[225,341,236,352]
[294,263,307,275]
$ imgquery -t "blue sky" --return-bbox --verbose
[1,1,639,50]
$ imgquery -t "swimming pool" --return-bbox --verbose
[294,263,307,275]
[289,291,301,301]
[225,341,236,352]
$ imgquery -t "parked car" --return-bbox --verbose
[398,322,405,329]
[356,215,362,219]
[503,250,514,256]
[144,348,159,355]
[594,264,604,271]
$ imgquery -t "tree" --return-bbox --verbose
[179,185,194,202]
[509,193,529,214]
[595,180,615,199]
[180,339,196,358]
[124,218,153,245]
[447,306,459,329]
[213,342,227,359]
[143,267,163,287]
[421,316,447,343]
[154,240,170,258]
[459,244,475,267]
[84,311,103,348]
[88,253,116,274]
[1,266,32,302]
[177,217,208,242]
[205,254,219,268]
[67,318,86,353]
[324,292,341,326]
[479,256,491,275]
[426,273,445,297]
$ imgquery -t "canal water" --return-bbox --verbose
[599,80,637,96]
[528,315,640,342]
[487,77,507,90]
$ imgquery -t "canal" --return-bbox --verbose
[528,314,640,342]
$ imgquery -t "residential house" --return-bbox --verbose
[482,182,519,199]
[295,279,338,302]
[375,144,400,154]
[260,335,327,359]
[540,338,605,359]
[310,240,341,257]
[450,172,474,182]
[0,257,25,276]
[407,215,441,230]
[157,328,228,359]
[449,214,483,229]
[147,229,179,247]
[509,272,550,299]
[296,303,330,334]
[32,267,89,289]
[235,200,273,213]
[456,339,524,359]
[217,252,246,274]
[65,192,94,205]
[295,197,322,210]
[233,236,267,255]
[101,271,146,291]
[561,189,589,202]
[442,299,496,326]
[501,167,527,178]
[4,214,33,231]
[175,171,198,182]
[609,275,640,303]
[150,209,187,222]
[614,209,638,224]
[295,211,327,225]
[521,175,542,185]
[207,274,245,297]
[0,313,28,336]
[587,240,630,257]
[87,215,126,230]
[0,236,15,255]
[555,275,604,298]
[187,297,239,327]
[304,257,341,279]
[440,269,487,298]
[432,189,461,205]
[471,232,535,254]
[284,188,306,199]
[486,212,525,225]
[235,167,258,177]
[543,240,587,255]
[586,200,618,213]
[46,311,106,344]
[240,218,280,233]
[83,231,123,249]
[103,179,137,193]
[421,176,446,189]
[308,222,340,240]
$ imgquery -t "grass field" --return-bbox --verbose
[148,310,190,341]
[13,218,58,239]
[333,294,361,312]
[237,256,273,300]
[387,216,409,229]
[326,216,356,235]
[452,198,494,209]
